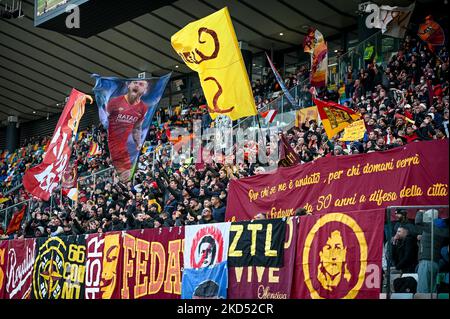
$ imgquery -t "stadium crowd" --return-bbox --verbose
[0,32,448,243]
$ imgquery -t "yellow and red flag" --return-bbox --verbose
[313,98,361,139]
[89,142,101,157]
[171,7,257,121]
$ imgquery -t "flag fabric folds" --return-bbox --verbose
[23,89,91,201]
[278,133,300,167]
[61,160,78,202]
[171,7,257,121]
[313,98,361,139]
[260,109,278,124]
[363,3,415,38]
[6,205,26,235]
[418,15,445,52]
[92,73,171,183]
[265,53,297,107]
[304,28,328,88]
[88,142,101,157]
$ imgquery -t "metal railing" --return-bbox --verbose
[334,31,401,89]
[233,78,311,131]
[385,205,449,299]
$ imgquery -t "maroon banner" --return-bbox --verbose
[23,89,90,201]
[292,209,384,299]
[226,139,449,221]
[120,227,184,299]
[228,217,298,299]
[0,241,8,299]
[5,238,36,299]
[84,232,122,299]
[279,134,300,167]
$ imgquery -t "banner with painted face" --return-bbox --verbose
[32,236,86,299]
[84,232,122,299]
[0,240,9,299]
[292,209,384,299]
[4,238,36,299]
[92,73,171,182]
[182,223,231,299]
[228,217,298,299]
[120,227,184,299]
[228,219,286,267]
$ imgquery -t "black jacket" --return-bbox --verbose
[392,235,418,273]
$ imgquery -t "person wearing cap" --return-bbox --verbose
[415,210,449,293]
[392,209,416,238]
[34,226,46,238]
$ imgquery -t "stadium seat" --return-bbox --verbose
[413,293,437,299]
[390,293,414,299]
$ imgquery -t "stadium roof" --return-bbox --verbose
[0,0,420,124]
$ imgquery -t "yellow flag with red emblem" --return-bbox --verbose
[313,98,361,139]
[171,7,257,120]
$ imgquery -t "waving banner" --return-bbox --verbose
[171,7,257,121]
[266,53,297,107]
[6,205,26,235]
[92,73,171,182]
[304,27,328,88]
[32,236,86,299]
[314,97,361,139]
[182,223,231,299]
[228,219,286,267]
[120,227,184,299]
[23,89,91,201]
[5,238,36,299]
[228,217,298,299]
[226,139,449,221]
[418,15,445,53]
[363,3,415,38]
[292,209,384,299]
[0,241,8,299]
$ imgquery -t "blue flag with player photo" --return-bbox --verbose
[92,73,171,182]
[181,223,231,299]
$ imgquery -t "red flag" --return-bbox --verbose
[6,205,26,235]
[23,89,92,201]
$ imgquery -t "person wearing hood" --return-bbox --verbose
[415,209,449,293]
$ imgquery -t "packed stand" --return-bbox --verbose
[0,32,448,243]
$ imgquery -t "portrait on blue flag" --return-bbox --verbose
[181,223,231,299]
[181,262,228,299]
[92,73,171,182]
